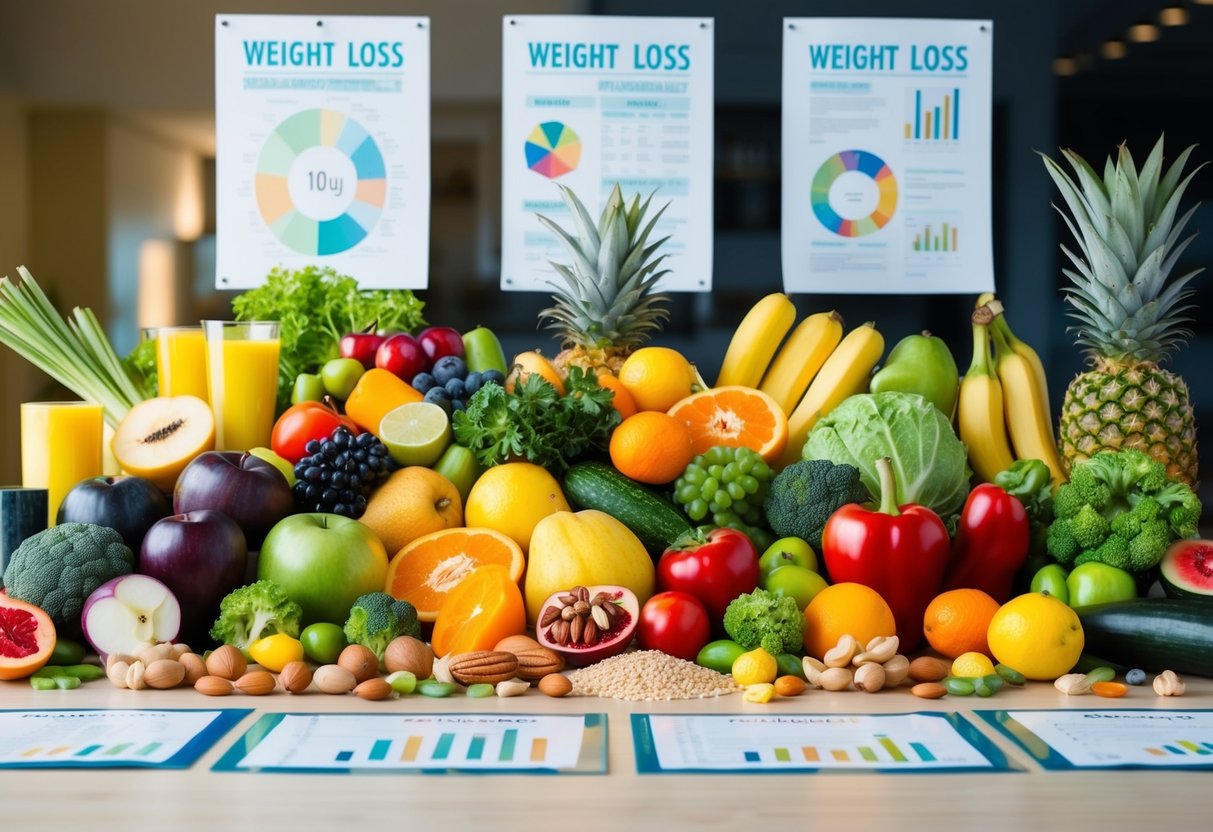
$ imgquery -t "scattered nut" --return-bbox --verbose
[206,645,247,681]
[911,682,948,699]
[354,678,395,700]
[170,643,192,659]
[538,673,572,697]
[496,678,530,698]
[802,656,825,688]
[179,653,207,686]
[106,660,130,689]
[853,663,886,693]
[136,642,174,664]
[125,660,147,690]
[234,670,277,696]
[194,675,234,696]
[1054,673,1092,695]
[774,675,807,697]
[823,634,859,668]
[384,636,434,678]
[818,666,853,691]
[279,661,313,694]
[313,664,357,694]
[513,646,565,682]
[1153,670,1186,697]
[882,654,911,687]
[106,653,137,672]
[855,635,899,665]
[448,651,519,685]
[338,644,379,683]
[493,634,542,654]
[144,658,186,690]
[908,656,951,683]
[432,655,454,684]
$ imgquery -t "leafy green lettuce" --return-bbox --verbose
[802,391,970,519]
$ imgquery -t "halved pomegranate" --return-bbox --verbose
[534,585,637,668]
[0,592,57,680]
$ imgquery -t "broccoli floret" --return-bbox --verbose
[722,588,804,656]
[343,592,420,665]
[209,580,303,653]
[1045,450,1202,576]
[2,523,133,631]
[764,459,871,549]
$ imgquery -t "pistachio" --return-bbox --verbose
[802,656,826,688]
[818,666,853,691]
[1054,673,1092,695]
[823,634,859,668]
[881,654,911,688]
[853,662,886,693]
[854,636,899,665]
[1153,670,1186,697]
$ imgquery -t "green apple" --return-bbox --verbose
[249,446,296,487]
[432,444,482,502]
[1030,563,1070,605]
[759,536,817,583]
[292,373,325,404]
[1066,562,1137,608]
[321,358,365,400]
[765,565,829,610]
[257,513,388,625]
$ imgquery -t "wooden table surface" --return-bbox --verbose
[2,675,1211,830]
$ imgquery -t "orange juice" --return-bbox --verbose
[204,321,281,451]
[20,402,104,526]
[156,326,209,402]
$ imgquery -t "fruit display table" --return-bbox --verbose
[2,680,1209,828]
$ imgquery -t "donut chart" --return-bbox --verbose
[255,109,387,256]
[525,121,582,179]
[811,150,898,237]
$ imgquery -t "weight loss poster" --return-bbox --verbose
[216,15,430,289]
[501,16,714,292]
[782,19,994,294]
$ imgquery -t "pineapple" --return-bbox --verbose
[536,183,671,377]
[1044,136,1205,484]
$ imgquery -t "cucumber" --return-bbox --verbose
[563,462,693,553]
[1077,598,1213,678]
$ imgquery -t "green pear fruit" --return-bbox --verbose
[869,331,959,416]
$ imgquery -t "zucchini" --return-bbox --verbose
[1077,598,1213,678]
[563,462,692,553]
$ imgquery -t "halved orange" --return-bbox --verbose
[667,386,789,463]
[384,527,525,622]
[431,564,527,657]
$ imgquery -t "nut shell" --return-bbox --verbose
[279,661,313,694]
[448,651,520,685]
[538,673,572,698]
[384,636,434,678]
[234,670,277,696]
[354,678,394,701]
[206,645,247,681]
[144,658,186,689]
[179,653,207,686]
[338,644,379,683]
[194,675,234,696]
[313,664,357,694]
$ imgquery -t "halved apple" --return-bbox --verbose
[81,574,181,658]
[112,396,214,491]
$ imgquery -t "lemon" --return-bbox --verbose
[731,647,778,686]
[249,633,304,672]
[379,402,451,467]
[464,462,570,551]
[951,651,996,679]
[986,592,1084,680]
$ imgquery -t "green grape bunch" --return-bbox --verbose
[673,447,774,547]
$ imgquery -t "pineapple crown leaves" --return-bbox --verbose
[536,183,672,350]
[1040,135,1207,364]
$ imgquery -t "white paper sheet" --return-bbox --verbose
[1005,710,1213,767]
[0,710,225,766]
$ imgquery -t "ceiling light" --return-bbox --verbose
[1101,39,1128,59]
[1052,56,1080,76]
[1127,21,1161,42]
[1159,6,1189,25]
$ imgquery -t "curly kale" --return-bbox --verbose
[1046,450,1201,575]
[722,588,804,656]
[764,459,871,549]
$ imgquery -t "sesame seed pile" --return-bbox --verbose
[569,650,742,701]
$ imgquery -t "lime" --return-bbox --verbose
[951,651,996,679]
[379,402,451,467]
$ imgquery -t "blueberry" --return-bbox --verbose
[1126,668,1147,686]
[482,369,506,386]
[464,371,483,395]
[411,372,436,393]
[424,387,453,415]
[333,429,351,447]
[356,431,376,448]
[304,439,322,455]
[444,378,466,400]
[432,355,468,385]
[451,399,466,412]
[305,484,320,501]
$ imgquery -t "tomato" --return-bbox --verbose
[657,527,760,621]
[299,622,348,664]
[637,591,711,661]
[270,398,359,464]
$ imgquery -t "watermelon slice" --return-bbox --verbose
[1160,539,1213,599]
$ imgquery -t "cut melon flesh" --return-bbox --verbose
[112,395,214,491]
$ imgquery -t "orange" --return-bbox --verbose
[464,462,570,551]
[923,589,1000,659]
[667,386,789,463]
[597,374,638,419]
[431,564,527,657]
[617,347,698,412]
[360,467,463,557]
[344,368,423,434]
[609,412,694,484]
[802,582,896,659]
[384,527,525,622]
[506,351,565,395]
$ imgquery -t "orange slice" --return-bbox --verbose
[384,527,524,622]
[667,386,789,463]
[431,564,527,657]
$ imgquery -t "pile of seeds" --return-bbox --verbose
[569,650,741,701]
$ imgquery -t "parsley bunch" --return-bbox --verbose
[452,367,620,473]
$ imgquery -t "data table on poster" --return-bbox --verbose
[981,710,1213,770]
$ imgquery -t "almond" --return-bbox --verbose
[494,634,542,654]
[234,670,277,695]
[206,645,247,681]
[384,636,434,678]
[279,661,313,694]
[338,644,379,683]
[195,675,234,696]
[144,658,186,689]
[313,664,357,694]
[513,646,564,682]
[774,675,807,697]
[908,656,951,683]
[538,673,572,698]
[448,651,519,685]
[911,682,948,699]
[179,653,207,686]
[354,678,394,701]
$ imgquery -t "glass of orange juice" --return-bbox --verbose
[20,401,104,526]
[203,320,281,451]
[146,325,209,402]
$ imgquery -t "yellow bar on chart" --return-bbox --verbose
[904,123,911,139]
[400,736,422,762]
[47,747,71,756]
[530,738,547,762]
[925,111,932,140]
[20,747,43,758]
[1146,748,1166,756]
[831,749,849,762]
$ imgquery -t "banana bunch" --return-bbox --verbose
[715,293,883,469]
[959,295,1066,485]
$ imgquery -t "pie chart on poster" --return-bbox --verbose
[255,109,387,256]
[810,150,898,238]
[525,122,582,179]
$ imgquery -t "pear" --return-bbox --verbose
[869,331,959,417]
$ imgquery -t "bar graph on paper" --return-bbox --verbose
[0,710,225,766]
[232,714,588,771]
[905,88,961,142]
[912,222,960,253]
[992,710,1213,768]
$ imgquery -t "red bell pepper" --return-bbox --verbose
[821,457,950,649]
[944,483,1029,602]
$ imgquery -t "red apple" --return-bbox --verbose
[340,325,385,370]
[375,333,428,382]
[56,475,172,554]
[417,326,465,364]
[173,452,295,547]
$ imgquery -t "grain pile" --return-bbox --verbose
[569,650,741,701]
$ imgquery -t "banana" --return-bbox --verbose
[759,310,844,415]
[715,293,797,388]
[988,311,1067,486]
[990,303,1055,439]
[778,322,884,469]
[958,317,1016,482]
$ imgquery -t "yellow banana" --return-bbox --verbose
[778,322,884,469]
[958,318,1016,482]
[715,293,797,388]
[976,291,995,308]
[759,311,844,415]
[989,303,1054,439]
[989,317,1067,486]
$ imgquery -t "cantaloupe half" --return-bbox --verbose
[0,594,57,680]
[112,396,214,491]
